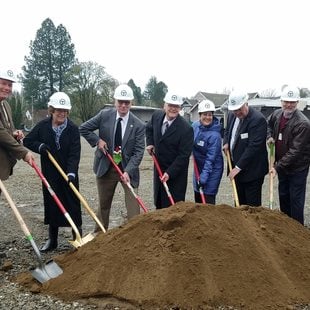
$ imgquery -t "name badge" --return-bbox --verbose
[197,140,204,147]
[240,133,248,139]
[278,133,282,141]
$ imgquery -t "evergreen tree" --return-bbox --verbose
[128,79,143,105]
[21,18,76,109]
[143,76,167,107]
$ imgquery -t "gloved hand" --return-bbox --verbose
[67,174,75,184]
[197,180,202,189]
[39,143,51,155]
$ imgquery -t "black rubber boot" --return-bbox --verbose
[40,225,58,252]
[71,226,82,240]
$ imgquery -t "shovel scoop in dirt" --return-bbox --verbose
[0,179,63,283]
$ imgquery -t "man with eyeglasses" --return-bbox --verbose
[267,85,310,225]
[79,84,145,230]
[146,91,194,209]
[223,90,268,207]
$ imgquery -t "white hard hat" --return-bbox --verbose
[48,92,72,110]
[114,84,134,100]
[0,69,16,82]
[198,99,215,113]
[228,91,249,111]
[280,85,300,102]
[164,92,183,106]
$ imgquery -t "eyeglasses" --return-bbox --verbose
[55,109,69,113]
[118,100,131,106]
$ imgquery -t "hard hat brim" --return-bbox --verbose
[280,98,299,102]
[228,102,245,111]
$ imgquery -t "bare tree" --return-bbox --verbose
[68,61,117,122]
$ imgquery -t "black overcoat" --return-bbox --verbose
[24,116,82,227]
[146,110,194,208]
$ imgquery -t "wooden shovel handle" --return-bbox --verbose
[226,150,240,207]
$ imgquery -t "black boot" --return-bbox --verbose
[71,226,82,240]
[40,225,58,252]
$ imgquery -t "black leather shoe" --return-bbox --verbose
[40,239,57,252]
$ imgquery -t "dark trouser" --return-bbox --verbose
[194,191,216,204]
[278,167,309,225]
[235,177,265,207]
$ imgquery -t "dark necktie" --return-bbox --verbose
[162,121,169,135]
[114,118,122,150]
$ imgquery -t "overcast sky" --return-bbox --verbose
[3,0,310,98]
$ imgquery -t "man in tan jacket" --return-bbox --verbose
[0,69,34,181]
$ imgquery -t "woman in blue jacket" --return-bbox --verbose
[192,99,224,204]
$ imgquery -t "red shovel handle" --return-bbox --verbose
[30,161,67,214]
[151,152,175,206]
[105,151,148,213]
[193,156,206,204]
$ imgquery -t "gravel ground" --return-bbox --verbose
[0,139,309,309]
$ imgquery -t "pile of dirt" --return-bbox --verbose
[16,202,310,309]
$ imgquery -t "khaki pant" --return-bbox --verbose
[95,167,140,230]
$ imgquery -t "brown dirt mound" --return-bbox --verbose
[17,202,310,309]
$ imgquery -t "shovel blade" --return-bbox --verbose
[69,232,95,248]
[31,259,63,283]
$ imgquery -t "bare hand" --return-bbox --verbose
[121,171,130,184]
[269,167,277,177]
[267,137,275,146]
[23,151,35,165]
[161,172,169,183]
[146,145,154,155]
[222,143,229,155]
[97,139,108,154]
[13,130,24,141]
[228,167,240,181]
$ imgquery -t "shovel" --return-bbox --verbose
[104,150,148,213]
[226,150,240,207]
[192,156,206,204]
[268,143,275,209]
[0,179,63,283]
[30,161,94,248]
[151,152,175,206]
[46,151,106,233]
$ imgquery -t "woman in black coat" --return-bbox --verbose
[24,92,81,252]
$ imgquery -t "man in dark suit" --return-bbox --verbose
[79,84,145,230]
[0,68,34,183]
[223,90,268,206]
[146,91,194,209]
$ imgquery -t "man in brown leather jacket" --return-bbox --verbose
[267,85,310,225]
[0,69,34,182]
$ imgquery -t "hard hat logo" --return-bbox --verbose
[228,91,249,111]
[7,70,14,77]
[0,68,16,82]
[198,99,215,113]
[280,86,300,102]
[164,91,183,106]
[48,92,72,110]
[114,84,134,100]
